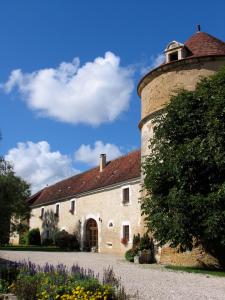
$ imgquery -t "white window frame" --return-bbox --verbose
[121,185,132,206]
[120,221,132,244]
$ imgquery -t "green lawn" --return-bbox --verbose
[165,265,225,277]
[0,245,75,252]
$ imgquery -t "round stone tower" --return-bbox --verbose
[138,29,225,158]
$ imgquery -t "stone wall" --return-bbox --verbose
[140,57,225,121]
[29,179,145,255]
[160,245,220,268]
[139,56,225,266]
[140,57,225,159]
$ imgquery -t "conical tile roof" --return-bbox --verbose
[185,31,225,57]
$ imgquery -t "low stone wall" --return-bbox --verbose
[160,245,220,268]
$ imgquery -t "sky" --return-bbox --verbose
[0,0,225,193]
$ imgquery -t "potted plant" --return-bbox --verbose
[120,237,128,246]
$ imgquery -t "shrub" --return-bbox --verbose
[125,249,138,262]
[19,231,29,245]
[14,274,40,300]
[125,233,155,263]
[0,262,19,293]
[41,238,54,246]
[55,230,79,250]
[132,233,141,249]
[140,233,152,251]
[5,262,128,299]
[27,228,41,246]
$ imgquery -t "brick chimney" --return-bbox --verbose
[100,154,106,172]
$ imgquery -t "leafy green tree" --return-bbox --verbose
[0,141,30,244]
[142,67,225,268]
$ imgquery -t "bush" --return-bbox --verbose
[0,262,19,293]
[5,262,128,299]
[55,230,79,250]
[125,233,155,263]
[19,231,28,245]
[14,274,40,300]
[140,233,152,251]
[27,228,41,246]
[133,233,141,249]
[125,249,138,262]
[41,238,54,246]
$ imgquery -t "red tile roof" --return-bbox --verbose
[137,31,225,96]
[30,150,141,207]
[184,32,225,58]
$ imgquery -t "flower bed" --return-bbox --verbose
[0,261,128,299]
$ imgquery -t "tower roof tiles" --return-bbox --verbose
[184,31,225,58]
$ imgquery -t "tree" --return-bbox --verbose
[0,145,30,244]
[142,66,225,268]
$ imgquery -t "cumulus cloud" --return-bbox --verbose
[5,141,78,193]
[74,140,122,166]
[3,52,134,126]
[141,53,165,75]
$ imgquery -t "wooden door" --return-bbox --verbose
[86,219,98,250]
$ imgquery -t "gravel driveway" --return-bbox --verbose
[0,250,224,300]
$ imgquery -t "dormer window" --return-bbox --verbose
[169,52,178,62]
[164,40,186,63]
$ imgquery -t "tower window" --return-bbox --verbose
[169,51,178,62]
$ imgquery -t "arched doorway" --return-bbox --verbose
[85,218,98,251]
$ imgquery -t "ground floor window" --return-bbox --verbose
[123,225,130,241]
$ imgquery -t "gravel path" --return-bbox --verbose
[0,251,224,300]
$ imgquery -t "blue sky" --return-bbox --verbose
[0,0,224,192]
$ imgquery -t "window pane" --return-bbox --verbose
[123,225,129,240]
[123,188,129,204]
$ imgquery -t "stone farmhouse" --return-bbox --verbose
[28,150,143,255]
[21,28,225,263]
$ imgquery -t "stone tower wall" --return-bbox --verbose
[139,56,225,157]
[139,55,225,266]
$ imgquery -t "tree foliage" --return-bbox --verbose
[0,143,30,244]
[142,66,225,268]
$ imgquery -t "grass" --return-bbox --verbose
[165,265,225,277]
[0,245,75,252]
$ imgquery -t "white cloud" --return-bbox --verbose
[141,53,165,75]
[5,141,78,193]
[74,140,122,166]
[3,52,134,126]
